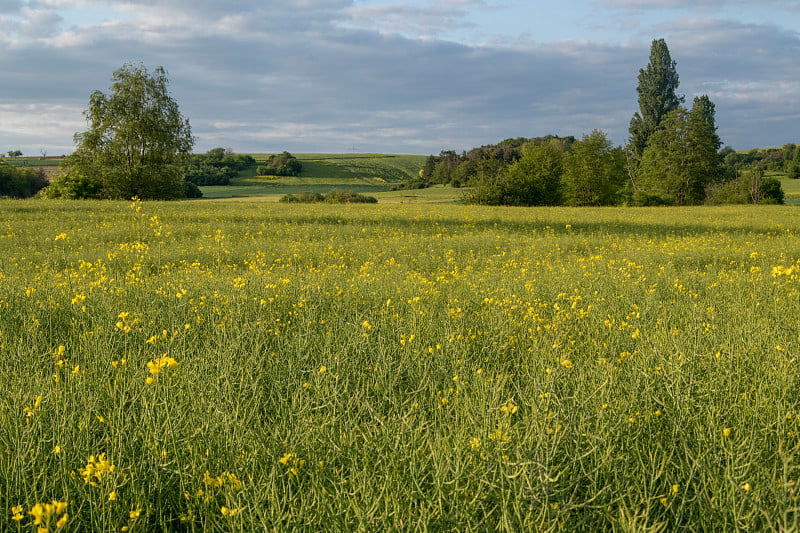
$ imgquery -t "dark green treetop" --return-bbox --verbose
[629,39,684,158]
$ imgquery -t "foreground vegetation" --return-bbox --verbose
[3,199,800,530]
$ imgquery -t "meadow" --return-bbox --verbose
[2,199,800,531]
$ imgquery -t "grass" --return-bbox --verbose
[3,199,800,530]
[780,177,800,204]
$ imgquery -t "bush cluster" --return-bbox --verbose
[280,190,377,204]
[0,162,48,198]
[257,152,302,177]
[185,148,255,186]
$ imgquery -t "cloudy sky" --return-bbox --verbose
[0,0,798,155]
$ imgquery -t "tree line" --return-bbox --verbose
[420,39,783,206]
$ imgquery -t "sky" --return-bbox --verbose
[0,0,798,156]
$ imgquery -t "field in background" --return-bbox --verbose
[3,200,800,530]
[199,153,428,199]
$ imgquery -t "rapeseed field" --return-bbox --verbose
[2,198,800,530]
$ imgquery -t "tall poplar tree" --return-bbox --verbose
[629,39,684,158]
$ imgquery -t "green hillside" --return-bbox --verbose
[201,153,428,199]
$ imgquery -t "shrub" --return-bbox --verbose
[0,163,48,198]
[323,190,377,204]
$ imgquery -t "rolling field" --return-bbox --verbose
[201,154,428,199]
[3,200,800,530]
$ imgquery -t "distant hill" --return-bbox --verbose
[199,153,429,199]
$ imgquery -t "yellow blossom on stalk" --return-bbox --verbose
[723,427,731,438]
[146,355,178,384]
[500,401,518,416]
[29,501,68,530]
[560,359,573,369]
[79,453,115,486]
[279,452,305,477]
[129,508,141,519]
[11,504,24,522]
[469,437,481,450]
[221,506,240,517]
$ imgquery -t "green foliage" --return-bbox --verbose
[258,151,302,177]
[183,180,203,199]
[59,63,194,200]
[759,177,784,204]
[279,191,325,203]
[562,130,626,206]
[0,161,48,198]
[424,137,569,189]
[636,97,724,206]
[184,148,254,186]
[629,39,684,158]
[789,147,800,179]
[465,139,565,206]
[43,170,102,200]
[705,170,784,205]
[281,189,377,204]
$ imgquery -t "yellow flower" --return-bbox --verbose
[108,492,116,502]
[79,453,115,485]
[741,482,751,492]
[469,437,481,450]
[56,513,68,528]
[129,508,141,519]
[671,484,679,496]
[11,504,24,522]
[500,401,518,416]
[279,452,294,465]
[723,427,731,438]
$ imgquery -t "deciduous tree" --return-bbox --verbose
[59,63,194,199]
[563,129,625,206]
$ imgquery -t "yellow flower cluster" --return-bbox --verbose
[79,453,115,486]
[203,470,242,491]
[279,452,305,477]
[146,355,178,385]
[18,500,69,530]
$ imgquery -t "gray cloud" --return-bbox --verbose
[0,0,796,156]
